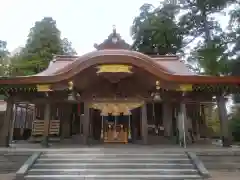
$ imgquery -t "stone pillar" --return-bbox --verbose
[141,103,148,144]
[0,99,13,147]
[83,102,90,145]
[41,102,51,147]
[217,95,231,147]
[163,102,172,137]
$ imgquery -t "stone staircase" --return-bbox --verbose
[18,149,208,179]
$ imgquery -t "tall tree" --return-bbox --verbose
[20,17,63,74]
[0,40,10,76]
[179,0,234,147]
[0,40,9,60]
[131,2,184,55]
[228,3,240,103]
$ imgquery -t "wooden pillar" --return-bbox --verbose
[9,104,17,144]
[141,103,148,145]
[41,102,51,147]
[163,102,172,137]
[178,102,187,147]
[83,102,90,145]
[0,98,13,147]
[60,104,71,138]
[217,95,231,147]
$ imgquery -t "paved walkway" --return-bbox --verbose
[209,171,240,180]
[1,171,240,180]
[0,143,239,153]
[0,173,15,180]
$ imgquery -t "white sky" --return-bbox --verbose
[0,0,161,54]
[0,0,229,55]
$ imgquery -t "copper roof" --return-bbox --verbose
[34,55,77,76]
[0,49,239,85]
[37,53,195,77]
[153,57,196,75]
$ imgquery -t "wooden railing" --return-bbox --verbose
[31,119,60,136]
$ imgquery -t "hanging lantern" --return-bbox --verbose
[67,91,77,102]
[153,80,162,102]
[153,92,162,101]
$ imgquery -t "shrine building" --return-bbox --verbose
[0,28,240,147]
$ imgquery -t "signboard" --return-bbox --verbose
[177,84,193,91]
[37,84,51,92]
[97,64,132,73]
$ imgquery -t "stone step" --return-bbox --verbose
[33,162,194,169]
[25,174,202,180]
[22,151,203,180]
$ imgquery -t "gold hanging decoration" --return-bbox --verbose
[91,102,142,116]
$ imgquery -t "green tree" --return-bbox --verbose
[0,40,10,76]
[229,110,240,141]
[61,38,77,55]
[228,4,240,103]
[131,2,184,55]
[179,0,235,146]
[20,17,63,74]
[0,40,9,60]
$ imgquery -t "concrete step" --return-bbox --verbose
[33,162,194,169]
[22,151,204,179]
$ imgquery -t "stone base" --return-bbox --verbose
[222,136,231,147]
[0,136,9,147]
[41,136,49,147]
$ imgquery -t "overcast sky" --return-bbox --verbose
[0,0,161,54]
[0,0,230,55]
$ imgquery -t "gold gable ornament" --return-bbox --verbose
[177,84,193,92]
[97,64,132,73]
[37,84,52,92]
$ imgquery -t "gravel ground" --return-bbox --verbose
[0,152,31,174]
[209,170,240,180]
[0,173,15,180]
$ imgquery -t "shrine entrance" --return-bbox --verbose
[90,101,143,144]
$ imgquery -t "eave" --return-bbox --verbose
[0,49,239,86]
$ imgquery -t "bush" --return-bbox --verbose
[230,111,240,142]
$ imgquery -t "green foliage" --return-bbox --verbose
[230,110,240,141]
[0,40,9,60]
[0,40,10,76]
[21,17,62,73]
[131,2,184,55]
[10,17,77,75]
[206,107,221,134]
[188,36,230,75]
[228,4,240,103]
[61,38,77,56]
[177,0,233,76]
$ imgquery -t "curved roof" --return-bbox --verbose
[0,49,239,85]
